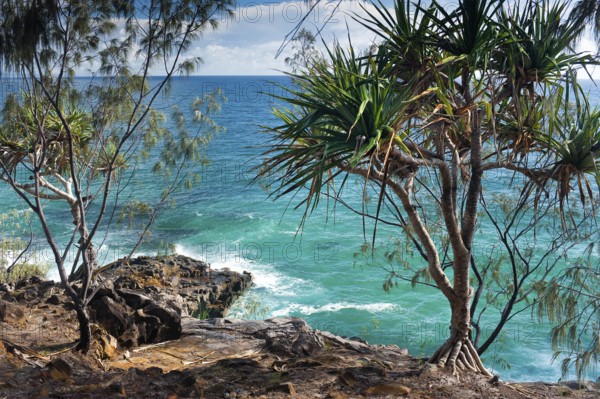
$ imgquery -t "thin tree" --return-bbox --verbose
[0,0,232,352]
[285,28,321,72]
[260,0,599,376]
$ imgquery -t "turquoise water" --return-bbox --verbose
[0,76,598,382]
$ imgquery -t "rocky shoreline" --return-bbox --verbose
[89,255,253,347]
[0,255,599,398]
[2,255,253,349]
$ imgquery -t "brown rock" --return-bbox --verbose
[99,333,119,360]
[420,362,438,376]
[365,383,411,396]
[85,255,252,348]
[110,382,126,396]
[327,392,348,399]
[104,255,252,318]
[45,358,72,382]
[116,289,153,309]
[0,282,14,293]
[217,358,260,368]
[0,301,26,324]
[339,372,359,387]
[30,387,50,399]
[270,382,296,396]
[46,294,61,305]
[261,318,324,357]
[90,295,129,338]
[141,299,181,342]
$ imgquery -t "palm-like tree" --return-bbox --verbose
[261,0,599,376]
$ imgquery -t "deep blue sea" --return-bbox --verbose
[0,76,598,382]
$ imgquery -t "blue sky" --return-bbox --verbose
[188,0,599,76]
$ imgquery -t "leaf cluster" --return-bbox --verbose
[263,0,600,221]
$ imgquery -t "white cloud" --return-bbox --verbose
[188,0,383,75]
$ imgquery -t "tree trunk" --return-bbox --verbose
[428,295,492,376]
[69,241,97,281]
[66,200,93,353]
[74,304,91,353]
[68,199,97,281]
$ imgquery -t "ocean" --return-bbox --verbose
[0,75,598,382]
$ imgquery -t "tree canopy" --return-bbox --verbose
[262,0,600,378]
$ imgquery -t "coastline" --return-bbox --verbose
[0,256,599,398]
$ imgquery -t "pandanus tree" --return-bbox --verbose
[261,0,599,376]
[0,0,232,352]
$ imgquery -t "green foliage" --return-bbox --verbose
[0,0,232,272]
[360,317,382,342]
[231,292,271,320]
[543,77,600,208]
[356,0,435,84]
[568,0,600,42]
[0,90,94,175]
[118,201,154,229]
[0,262,50,283]
[263,43,413,217]
[534,246,600,381]
[0,235,29,267]
[0,209,49,283]
[0,209,33,267]
[194,299,212,320]
[241,295,271,320]
[157,241,176,257]
[425,0,502,61]
[496,0,591,87]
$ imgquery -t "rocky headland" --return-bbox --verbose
[0,255,598,398]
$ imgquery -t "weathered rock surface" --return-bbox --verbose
[1,255,253,348]
[105,316,600,399]
[185,317,327,357]
[87,255,252,347]
[107,316,418,398]
[98,255,253,318]
[0,276,59,303]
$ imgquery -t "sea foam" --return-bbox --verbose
[271,302,403,317]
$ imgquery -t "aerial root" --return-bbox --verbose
[465,339,492,377]
[446,340,463,369]
[438,345,452,368]
[429,340,447,362]
[458,350,477,372]
[429,338,493,377]
[462,341,476,365]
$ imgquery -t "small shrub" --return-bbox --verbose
[0,262,50,283]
